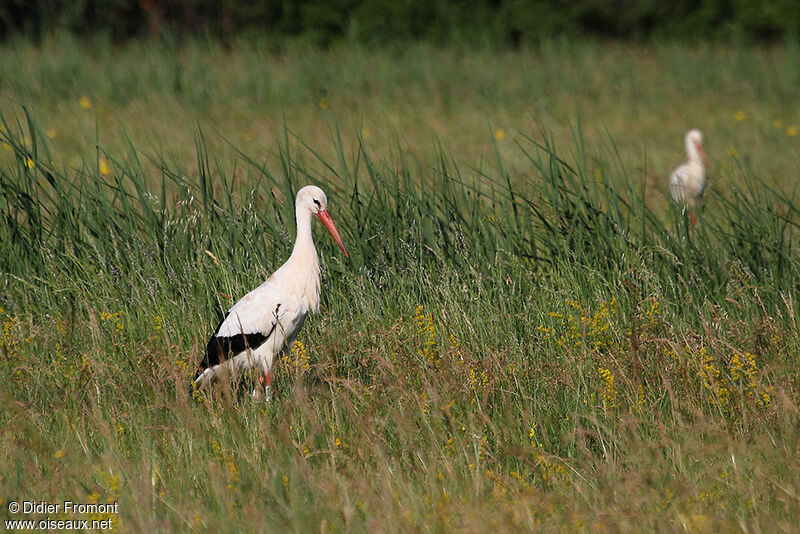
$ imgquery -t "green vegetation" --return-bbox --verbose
[2,37,798,193]
[1,39,799,531]
[3,0,800,43]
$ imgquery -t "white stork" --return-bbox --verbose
[194,185,348,397]
[669,129,708,224]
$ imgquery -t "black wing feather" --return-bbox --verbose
[196,312,276,378]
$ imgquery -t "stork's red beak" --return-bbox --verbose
[697,143,708,166]
[316,209,349,258]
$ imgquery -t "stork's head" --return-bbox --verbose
[296,185,348,258]
[685,129,707,166]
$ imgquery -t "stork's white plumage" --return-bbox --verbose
[194,185,348,397]
[669,129,708,223]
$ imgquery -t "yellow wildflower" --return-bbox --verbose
[79,96,92,109]
[319,97,330,110]
[698,348,729,406]
[730,353,744,382]
[534,452,568,487]
[226,461,240,490]
[510,470,529,488]
[493,127,505,141]
[449,332,460,351]
[566,299,582,310]
[290,340,310,371]
[734,110,746,122]
[529,423,543,448]
[414,305,438,365]
[99,158,110,176]
[467,367,488,391]
[744,353,771,407]
[101,471,120,496]
[787,125,798,137]
[645,298,659,323]
[175,358,190,376]
[598,366,617,409]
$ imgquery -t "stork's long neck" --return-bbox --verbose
[287,204,321,311]
[289,206,318,265]
[686,140,703,165]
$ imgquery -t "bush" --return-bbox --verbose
[1,1,798,44]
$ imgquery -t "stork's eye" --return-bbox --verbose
[313,199,321,208]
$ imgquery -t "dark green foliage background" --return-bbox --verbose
[2,0,799,44]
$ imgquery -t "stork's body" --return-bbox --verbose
[669,129,708,221]
[194,186,347,396]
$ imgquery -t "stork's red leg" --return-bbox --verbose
[255,371,272,400]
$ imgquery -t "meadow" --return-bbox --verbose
[1,37,800,532]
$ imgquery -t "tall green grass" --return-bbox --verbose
[2,37,799,186]
[2,108,797,315]
[1,105,799,531]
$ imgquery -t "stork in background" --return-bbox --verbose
[669,129,708,224]
[194,185,348,398]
